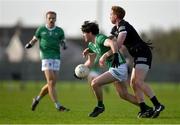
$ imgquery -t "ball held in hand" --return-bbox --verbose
[74,64,89,78]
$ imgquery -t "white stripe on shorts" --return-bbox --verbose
[135,64,149,73]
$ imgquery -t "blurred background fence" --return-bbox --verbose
[1,0,180,83]
[0,26,180,82]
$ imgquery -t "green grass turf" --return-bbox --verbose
[0,81,180,124]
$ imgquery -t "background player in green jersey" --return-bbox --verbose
[25,11,69,112]
[80,21,139,117]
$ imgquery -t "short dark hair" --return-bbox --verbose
[111,6,125,19]
[46,11,56,17]
[81,21,99,35]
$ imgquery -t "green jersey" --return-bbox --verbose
[88,34,126,68]
[35,25,65,59]
[91,55,101,72]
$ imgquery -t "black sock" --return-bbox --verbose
[139,102,147,112]
[150,96,160,107]
[98,101,104,107]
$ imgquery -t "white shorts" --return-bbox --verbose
[108,63,128,82]
[89,71,101,78]
[41,59,60,71]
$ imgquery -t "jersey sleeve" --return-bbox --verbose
[35,26,42,39]
[88,48,94,53]
[118,20,127,33]
[57,28,66,48]
[118,25,126,32]
[96,34,108,45]
[88,42,95,53]
[59,28,65,40]
[111,21,127,37]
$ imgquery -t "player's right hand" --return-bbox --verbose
[74,73,82,80]
[112,53,120,68]
[25,43,33,49]
[82,48,89,58]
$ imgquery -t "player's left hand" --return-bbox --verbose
[61,42,67,50]
[112,53,120,68]
[63,45,67,50]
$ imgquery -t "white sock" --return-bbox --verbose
[55,102,61,109]
[36,96,41,101]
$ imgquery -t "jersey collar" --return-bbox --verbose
[45,24,56,31]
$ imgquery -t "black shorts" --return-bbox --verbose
[133,49,152,68]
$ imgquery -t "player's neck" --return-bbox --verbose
[116,19,122,26]
[93,36,96,43]
[46,24,56,30]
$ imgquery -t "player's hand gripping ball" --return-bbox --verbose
[75,64,90,78]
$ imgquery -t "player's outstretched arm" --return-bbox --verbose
[103,39,120,68]
[25,36,38,49]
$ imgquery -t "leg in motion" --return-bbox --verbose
[31,84,48,111]
[89,72,115,117]
[44,70,69,112]
[114,81,139,106]
[130,67,154,118]
[134,64,165,118]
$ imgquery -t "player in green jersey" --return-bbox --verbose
[80,21,139,117]
[25,11,69,112]
[87,55,101,83]
[87,55,110,93]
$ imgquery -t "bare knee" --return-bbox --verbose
[131,78,143,90]
[91,79,101,89]
[48,80,56,88]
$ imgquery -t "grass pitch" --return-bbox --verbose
[0,81,180,124]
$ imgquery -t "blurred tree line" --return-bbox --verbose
[141,28,180,64]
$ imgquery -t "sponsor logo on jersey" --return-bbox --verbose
[41,32,47,35]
